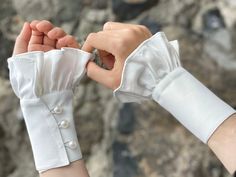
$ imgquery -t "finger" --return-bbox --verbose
[29,30,44,46]
[30,20,40,31]
[98,50,115,69]
[13,22,32,55]
[43,35,56,48]
[82,32,115,54]
[87,61,114,89]
[35,21,60,48]
[29,20,44,46]
[56,35,80,49]
[47,27,66,40]
[36,20,54,34]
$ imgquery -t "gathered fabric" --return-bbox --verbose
[8,47,92,99]
[114,32,181,103]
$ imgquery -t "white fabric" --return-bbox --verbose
[114,32,181,103]
[8,47,91,99]
[8,48,92,172]
[152,68,236,143]
[114,32,236,143]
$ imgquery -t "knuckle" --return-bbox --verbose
[31,20,39,24]
[103,21,113,30]
[54,27,63,32]
[138,25,152,37]
[67,35,75,40]
[139,25,149,32]
[41,20,50,23]
[86,33,96,42]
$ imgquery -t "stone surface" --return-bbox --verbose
[140,16,162,34]
[203,8,225,31]
[0,32,14,78]
[12,0,82,22]
[117,103,135,134]
[203,29,236,70]
[112,0,159,21]
[113,141,138,177]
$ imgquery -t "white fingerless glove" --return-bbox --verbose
[114,32,235,143]
[8,48,92,172]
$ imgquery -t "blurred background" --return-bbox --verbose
[0,0,236,177]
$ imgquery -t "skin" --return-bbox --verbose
[13,21,236,176]
[208,114,236,173]
[83,22,236,174]
[13,20,79,55]
[82,22,152,90]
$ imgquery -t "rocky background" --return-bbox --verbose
[0,0,236,177]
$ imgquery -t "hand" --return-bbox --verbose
[82,22,152,90]
[13,20,79,55]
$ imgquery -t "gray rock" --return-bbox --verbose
[91,0,108,9]
[203,8,225,31]
[113,141,138,177]
[86,9,110,24]
[140,16,162,34]
[54,0,81,22]
[118,103,135,134]
[0,32,14,78]
[204,29,236,70]
[147,0,197,26]
[12,0,82,22]
[218,0,236,28]
[0,0,16,22]
[112,0,159,21]
[12,0,59,21]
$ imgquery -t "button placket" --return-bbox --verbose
[50,104,77,152]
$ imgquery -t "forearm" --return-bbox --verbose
[40,160,89,177]
[208,113,236,174]
[113,32,236,174]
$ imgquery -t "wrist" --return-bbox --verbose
[208,114,236,174]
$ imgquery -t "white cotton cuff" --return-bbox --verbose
[152,67,236,143]
[8,47,93,99]
[114,32,181,103]
[20,90,82,172]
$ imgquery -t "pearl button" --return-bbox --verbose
[59,120,70,129]
[53,106,63,114]
[68,141,77,149]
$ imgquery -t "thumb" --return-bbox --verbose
[87,61,115,89]
[13,22,32,55]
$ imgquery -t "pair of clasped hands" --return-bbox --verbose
[14,20,152,89]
